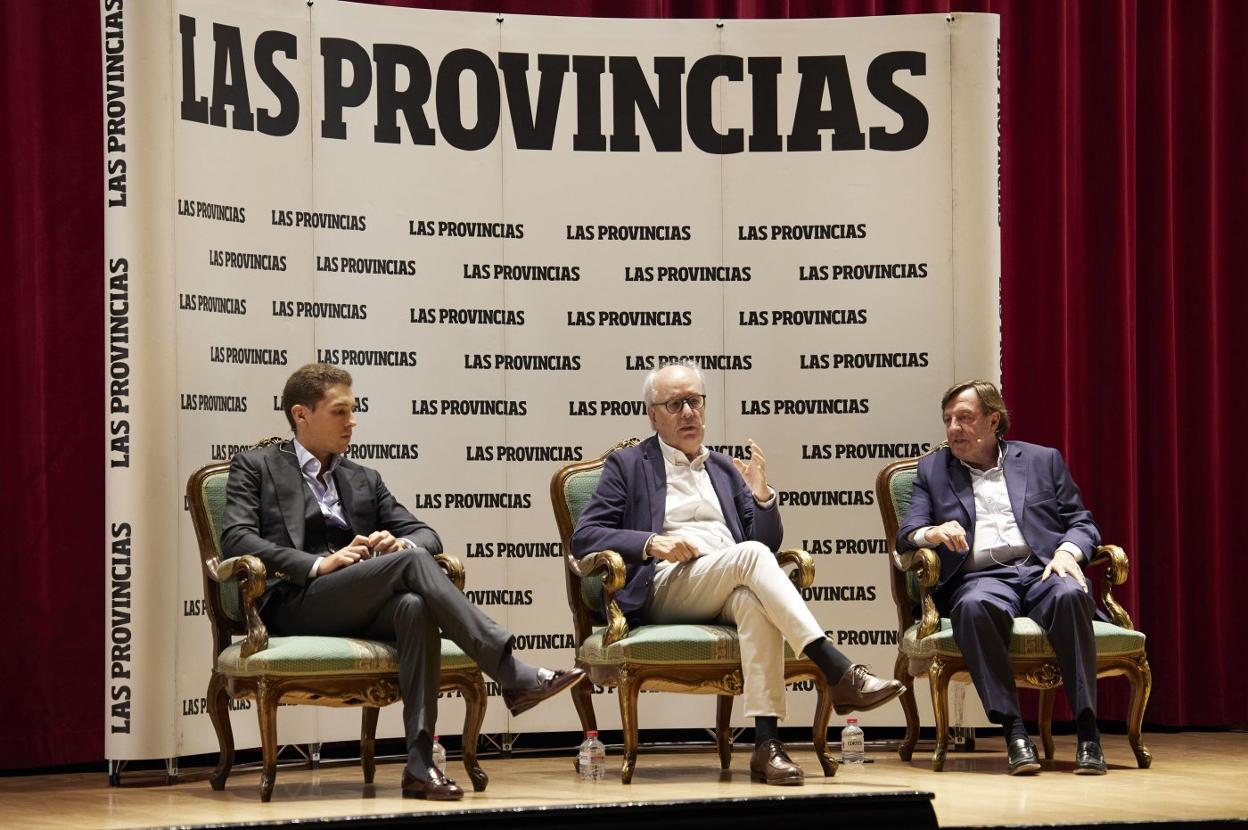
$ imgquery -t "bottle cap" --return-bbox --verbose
[433,734,440,740]
[586,730,598,737]
[846,718,858,724]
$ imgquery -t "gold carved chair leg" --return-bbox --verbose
[928,657,953,772]
[571,674,597,735]
[811,673,837,777]
[360,706,379,784]
[206,671,233,790]
[617,671,641,784]
[1038,687,1056,760]
[715,694,734,770]
[459,670,490,791]
[894,651,919,762]
[1128,655,1154,768]
[256,679,280,802]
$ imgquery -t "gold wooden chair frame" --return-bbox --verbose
[187,442,488,801]
[551,438,837,783]
[875,452,1153,771]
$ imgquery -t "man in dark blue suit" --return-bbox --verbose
[896,380,1107,775]
[573,361,902,785]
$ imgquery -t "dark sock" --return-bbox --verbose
[1001,716,1027,743]
[494,644,541,691]
[1076,710,1100,743]
[407,734,433,779]
[755,716,779,744]
[802,637,853,685]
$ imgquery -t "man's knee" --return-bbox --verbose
[391,592,428,627]
[725,541,775,572]
[952,594,1012,626]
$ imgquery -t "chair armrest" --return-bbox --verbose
[205,555,269,658]
[571,550,629,647]
[893,547,942,638]
[1087,544,1135,630]
[776,548,815,589]
[434,552,466,592]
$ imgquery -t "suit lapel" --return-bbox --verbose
[333,463,361,532]
[706,459,745,542]
[946,452,976,527]
[267,442,308,550]
[643,438,667,533]
[1002,441,1030,528]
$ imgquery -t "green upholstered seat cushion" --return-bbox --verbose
[579,624,802,665]
[901,618,1146,659]
[217,636,475,677]
[562,467,607,616]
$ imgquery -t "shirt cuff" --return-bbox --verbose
[755,487,776,508]
[641,534,655,560]
[309,556,323,578]
[1056,541,1084,562]
[398,537,417,551]
[912,527,935,546]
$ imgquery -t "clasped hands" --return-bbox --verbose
[320,531,405,574]
[923,520,1086,592]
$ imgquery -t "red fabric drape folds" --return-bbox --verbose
[2,0,1242,769]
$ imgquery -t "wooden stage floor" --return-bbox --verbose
[2,732,1245,829]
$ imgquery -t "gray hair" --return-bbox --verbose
[642,359,705,406]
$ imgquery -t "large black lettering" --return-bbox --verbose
[179,15,209,124]
[373,43,434,145]
[609,56,684,152]
[867,50,928,151]
[500,52,568,150]
[572,55,606,151]
[747,56,783,152]
[209,23,254,131]
[254,30,299,136]
[686,55,743,154]
[436,48,500,151]
[787,55,864,151]
[321,38,372,140]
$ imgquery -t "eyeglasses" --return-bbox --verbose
[651,394,707,414]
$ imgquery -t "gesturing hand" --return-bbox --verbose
[366,530,403,555]
[732,439,769,501]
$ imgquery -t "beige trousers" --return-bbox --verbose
[644,541,825,718]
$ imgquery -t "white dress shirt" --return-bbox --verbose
[911,447,1082,571]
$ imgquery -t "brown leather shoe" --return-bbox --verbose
[501,668,587,717]
[402,768,464,800]
[830,664,904,715]
[749,738,805,785]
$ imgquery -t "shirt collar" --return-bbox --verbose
[959,442,1004,478]
[657,435,709,469]
[292,437,342,479]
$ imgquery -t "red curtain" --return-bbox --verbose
[2,0,1243,769]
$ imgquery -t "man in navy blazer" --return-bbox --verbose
[896,380,1107,775]
[221,363,584,800]
[574,361,902,785]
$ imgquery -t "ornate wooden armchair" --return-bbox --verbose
[874,451,1152,772]
[550,438,837,783]
[187,443,489,802]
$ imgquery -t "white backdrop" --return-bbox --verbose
[102,0,1000,762]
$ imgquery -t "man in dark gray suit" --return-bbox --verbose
[221,363,584,800]
[896,380,1106,775]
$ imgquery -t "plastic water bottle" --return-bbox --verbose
[841,718,865,767]
[431,735,447,770]
[577,730,607,780]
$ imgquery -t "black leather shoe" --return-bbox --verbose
[501,668,587,717]
[749,738,805,785]
[829,664,905,715]
[1006,737,1041,775]
[1074,740,1107,775]
[402,768,464,800]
